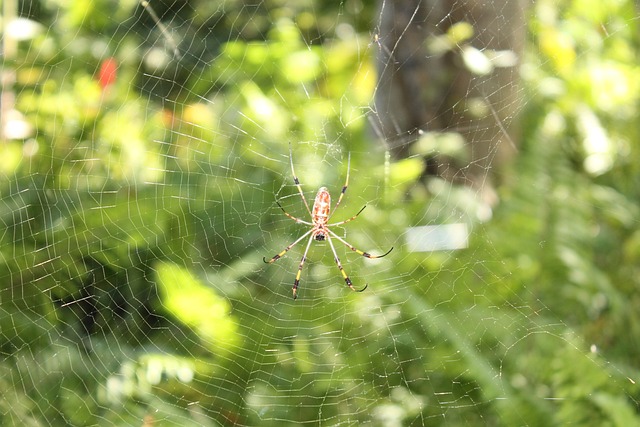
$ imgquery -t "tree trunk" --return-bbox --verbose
[374,0,527,201]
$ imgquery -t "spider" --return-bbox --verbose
[263,146,393,299]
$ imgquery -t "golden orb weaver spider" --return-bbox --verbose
[263,145,393,299]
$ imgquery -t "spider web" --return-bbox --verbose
[2,0,640,425]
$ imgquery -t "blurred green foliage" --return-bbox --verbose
[1,0,640,426]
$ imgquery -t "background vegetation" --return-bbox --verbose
[1,0,639,425]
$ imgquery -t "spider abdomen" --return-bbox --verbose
[312,187,331,226]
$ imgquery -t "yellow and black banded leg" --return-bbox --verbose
[263,229,313,264]
[329,152,351,217]
[328,229,393,259]
[289,143,313,217]
[292,233,315,299]
[327,205,367,227]
[276,201,312,225]
[326,234,367,293]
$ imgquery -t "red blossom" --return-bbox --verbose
[98,57,118,89]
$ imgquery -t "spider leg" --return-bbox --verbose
[327,205,366,227]
[326,233,367,293]
[263,229,314,264]
[327,229,393,259]
[292,232,316,300]
[276,201,313,225]
[289,143,313,217]
[328,152,350,220]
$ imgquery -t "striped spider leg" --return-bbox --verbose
[264,146,393,299]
